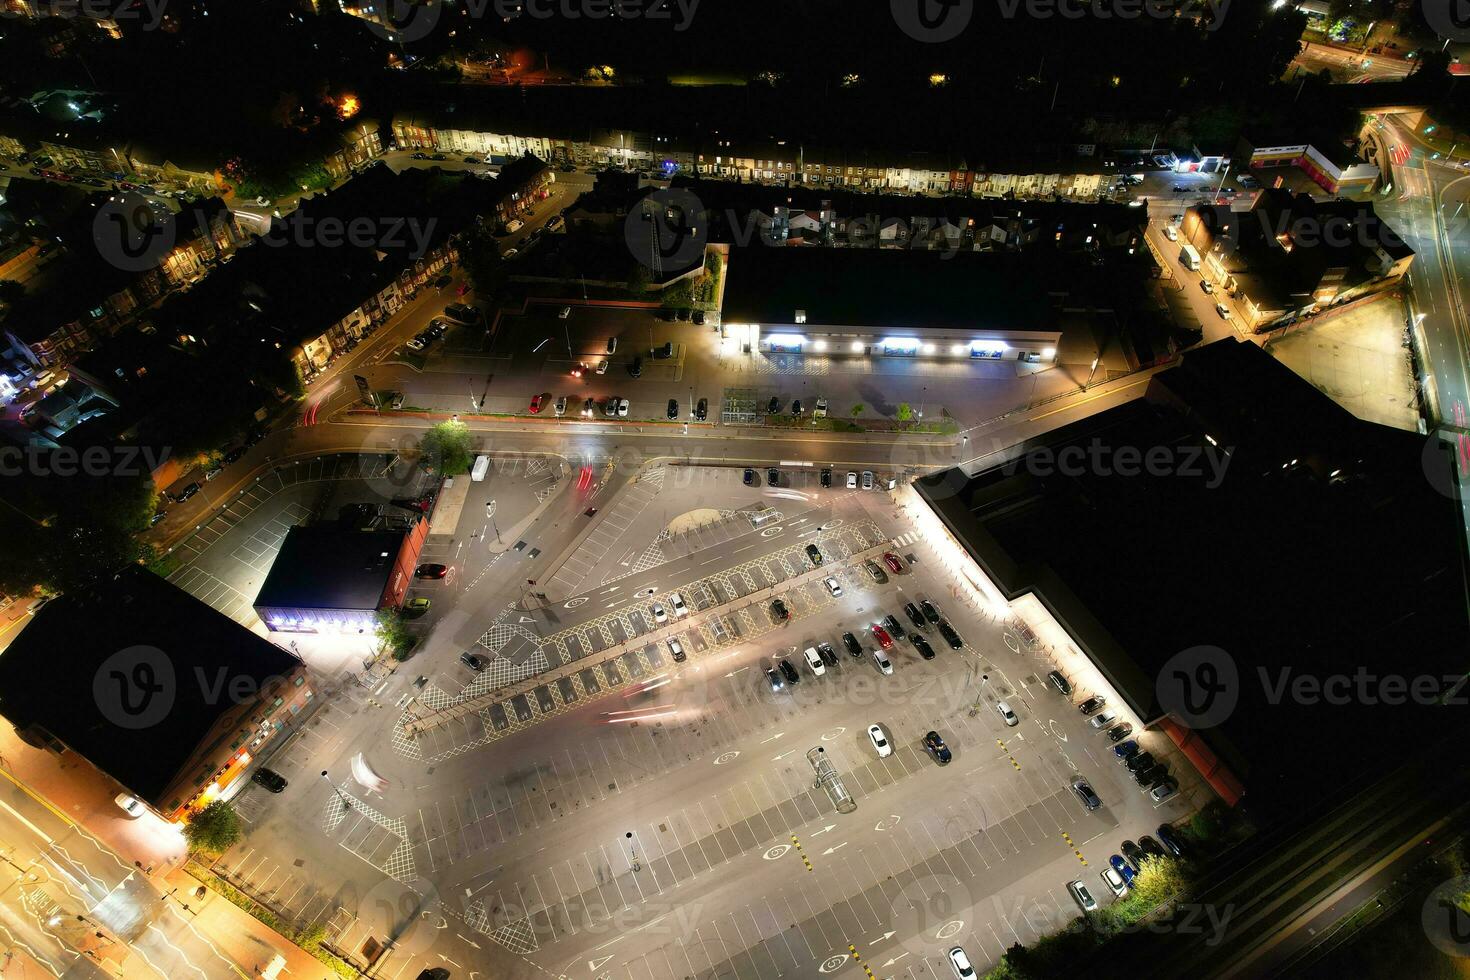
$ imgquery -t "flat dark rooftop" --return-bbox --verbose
[253,525,408,611]
[0,566,300,805]
[722,247,1053,333]
[918,340,1469,813]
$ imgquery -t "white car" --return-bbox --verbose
[617,397,630,417]
[596,359,609,375]
[652,602,668,624]
[114,793,144,818]
[1089,711,1117,730]
[553,396,567,417]
[666,637,685,662]
[814,398,828,418]
[1215,302,1232,320]
[670,592,689,617]
[802,647,826,676]
[846,471,858,489]
[1150,780,1180,803]
[824,576,843,597]
[996,701,1019,727]
[1069,879,1098,912]
[868,724,891,758]
[559,306,572,319]
[872,648,893,675]
[1101,866,1127,898]
[948,946,975,979]
[1163,224,1178,241]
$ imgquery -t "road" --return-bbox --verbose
[0,769,239,980]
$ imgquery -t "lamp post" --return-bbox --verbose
[321,770,352,811]
[625,831,640,872]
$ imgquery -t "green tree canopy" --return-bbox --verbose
[419,420,473,476]
[183,800,242,855]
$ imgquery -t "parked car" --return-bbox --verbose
[1150,779,1179,803]
[1125,752,1156,774]
[1069,879,1098,912]
[871,623,893,649]
[905,602,927,631]
[696,398,708,420]
[1048,670,1071,696]
[802,647,826,676]
[222,446,246,465]
[172,482,201,503]
[883,552,904,573]
[861,470,875,490]
[820,468,832,487]
[767,467,779,485]
[996,701,1019,726]
[1071,777,1102,810]
[766,668,784,691]
[770,598,790,621]
[767,396,781,414]
[846,471,858,489]
[443,303,477,323]
[1156,824,1187,857]
[1089,711,1117,730]
[582,397,596,417]
[1138,836,1167,860]
[1106,723,1133,742]
[824,576,843,597]
[603,397,619,417]
[947,946,975,979]
[816,643,838,667]
[1121,840,1146,869]
[920,599,941,624]
[778,659,800,685]
[868,724,892,758]
[115,793,144,818]
[1078,696,1106,715]
[415,563,448,579]
[667,399,678,420]
[404,597,432,617]
[1110,854,1137,888]
[912,636,936,660]
[692,310,705,325]
[937,620,965,649]
[842,632,863,657]
[743,468,755,485]
[459,652,485,671]
[652,602,668,624]
[617,398,630,417]
[628,356,643,378]
[1100,865,1127,898]
[1200,278,1214,294]
[558,306,572,319]
[791,399,802,416]
[881,614,906,641]
[670,593,689,617]
[529,394,545,414]
[864,560,888,584]
[667,637,686,663]
[252,768,288,793]
[1215,301,1232,320]
[872,648,893,675]
[923,731,952,765]
[814,398,828,418]
[805,544,824,566]
[553,396,567,417]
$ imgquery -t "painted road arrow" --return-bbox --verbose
[760,732,786,744]
[871,931,895,944]
[773,749,798,761]
[589,955,614,971]
[821,842,848,856]
[882,951,911,967]
[810,824,837,836]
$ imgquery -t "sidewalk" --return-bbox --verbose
[164,866,331,980]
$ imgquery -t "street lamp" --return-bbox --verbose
[321,770,352,811]
[625,831,640,872]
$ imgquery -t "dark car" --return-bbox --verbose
[692,310,706,325]
[416,969,450,980]
[628,356,643,378]
[222,446,246,465]
[820,468,832,487]
[1134,763,1168,788]
[1156,824,1186,857]
[251,768,288,793]
[767,396,781,414]
[766,668,784,691]
[667,399,678,419]
[1078,696,1106,715]
[1114,740,1140,761]
[1121,840,1146,870]
[411,152,428,160]
[1048,670,1072,696]
[770,598,790,621]
[912,636,936,660]
[841,632,863,657]
[676,307,691,321]
[767,467,779,485]
[444,303,477,323]
[743,468,755,486]
[173,482,201,503]
[778,659,800,685]
[1125,751,1156,774]
[1138,836,1167,860]
[882,615,906,642]
[937,620,964,650]
[430,153,447,161]
[805,544,824,566]
[1106,723,1133,742]
[653,341,674,359]
[904,602,926,631]
[923,731,952,764]
[149,510,166,526]
[415,563,448,579]
[1071,778,1102,810]
[919,599,941,624]
[243,425,269,447]
[791,399,802,416]
[816,643,839,668]
[696,398,708,421]
[459,652,485,671]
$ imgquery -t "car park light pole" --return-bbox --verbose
[625,831,640,872]
[321,770,353,811]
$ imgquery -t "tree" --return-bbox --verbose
[419,420,473,476]
[183,800,242,855]
[849,403,865,418]
[896,402,913,425]
[374,608,414,660]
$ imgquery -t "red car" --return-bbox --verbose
[415,563,448,579]
[883,552,904,574]
[871,623,893,649]
[529,394,545,414]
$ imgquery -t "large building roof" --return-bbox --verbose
[916,339,1469,814]
[253,525,411,612]
[721,246,1054,334]
[0,565,301,807]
